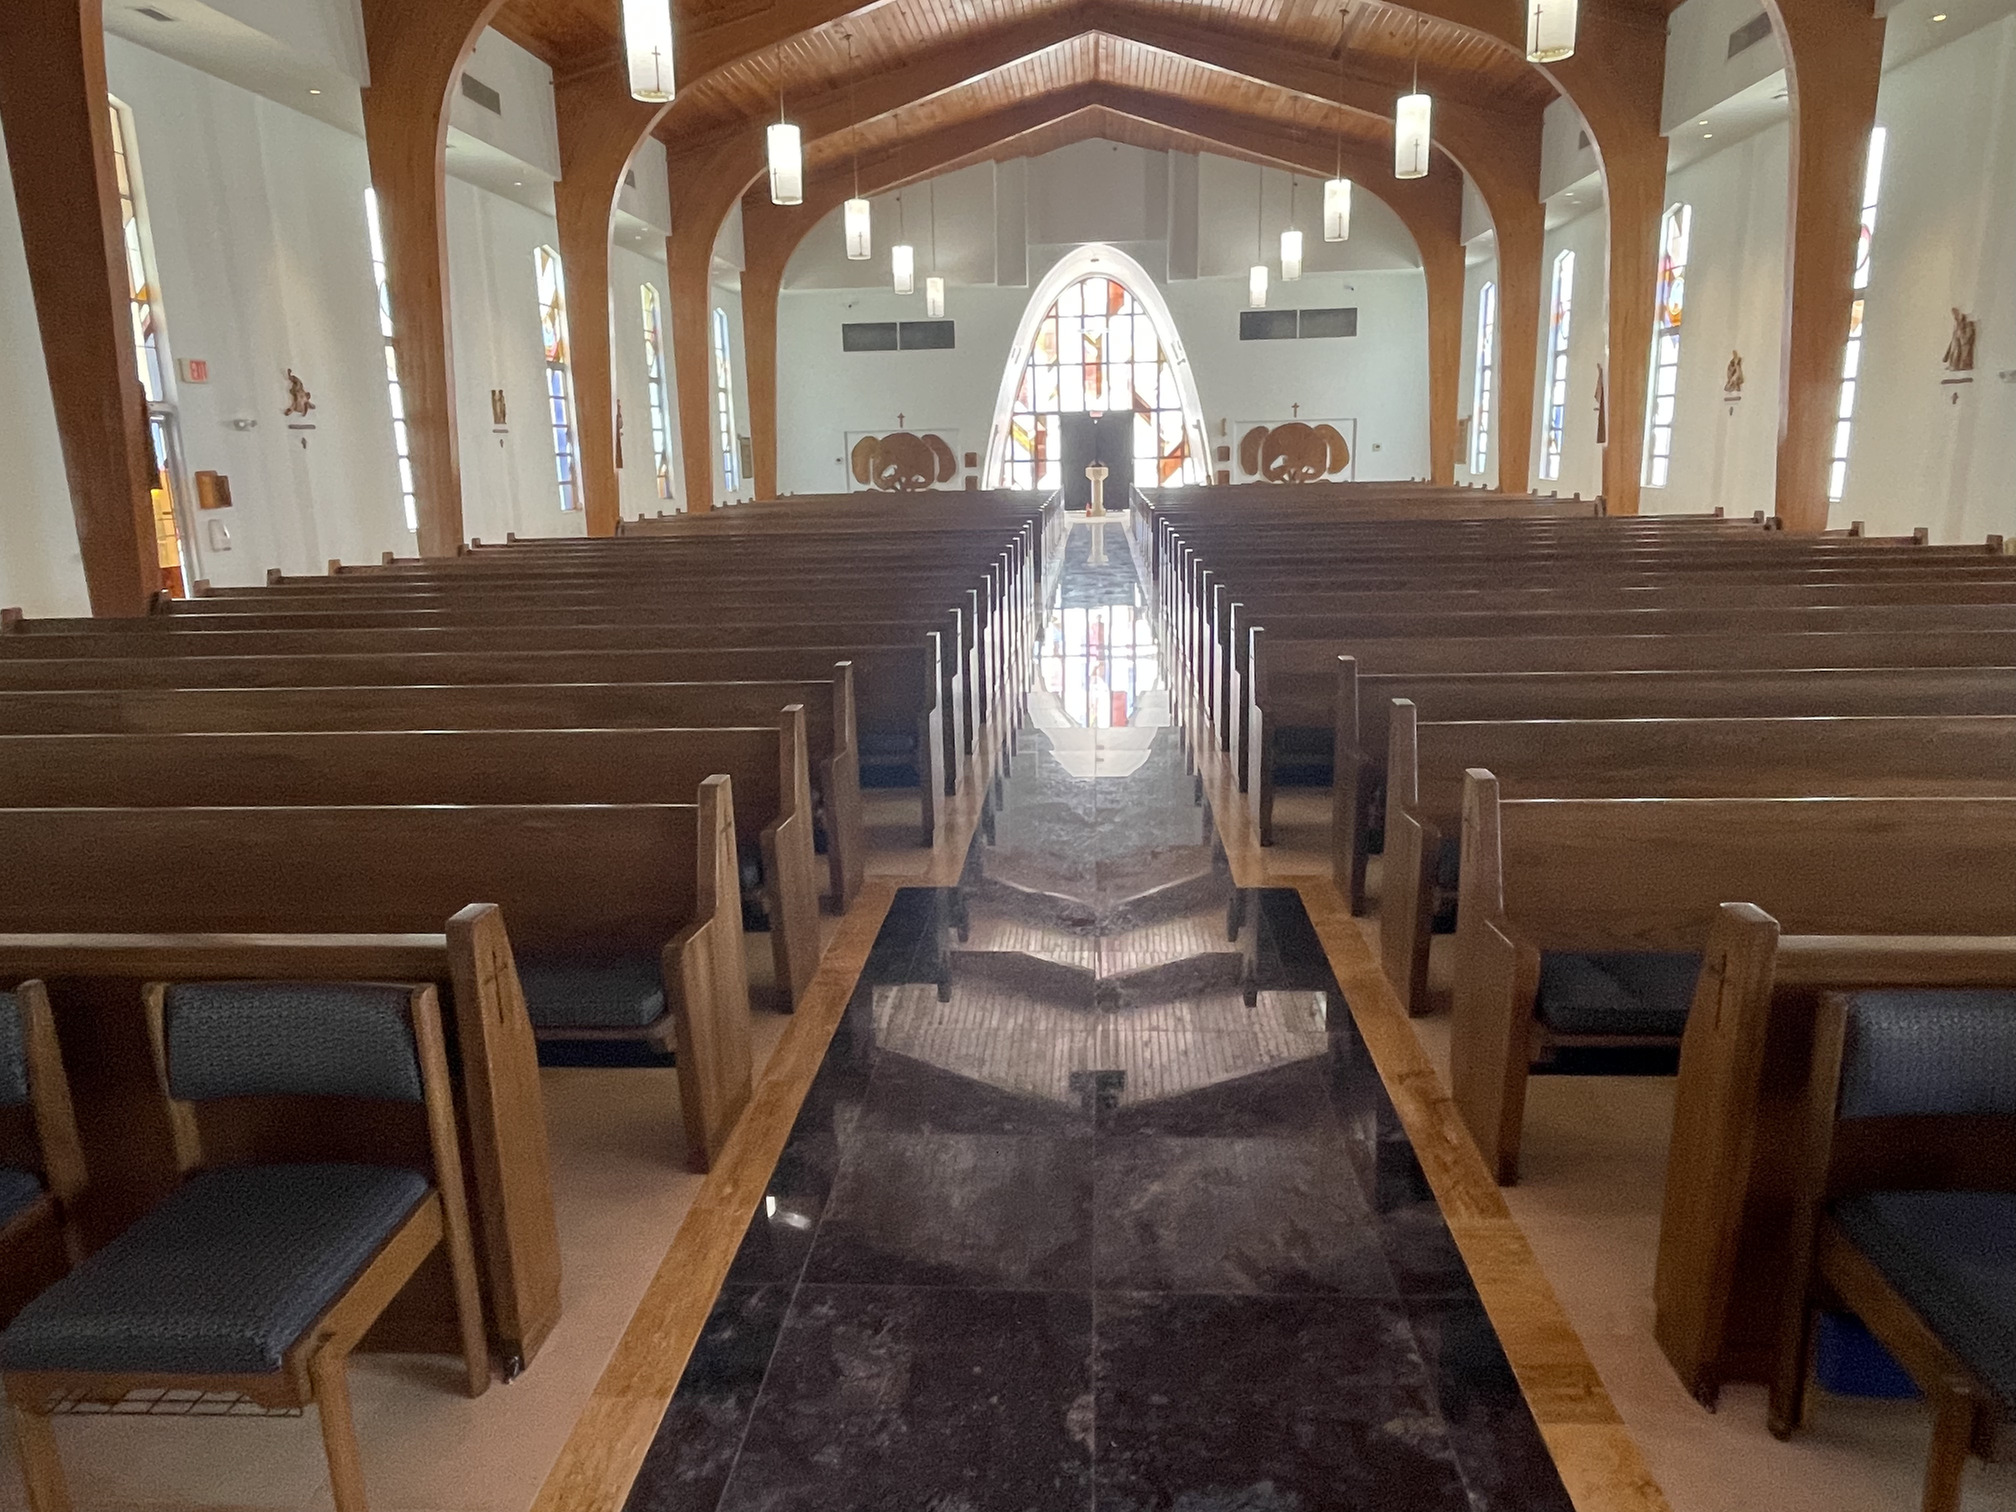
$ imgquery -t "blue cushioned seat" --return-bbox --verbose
[0,1168,44,1229]
[516,954,666,1031]
[0,991,27,1109]
[1535,951,1702,1037]
[1831,1191,2016,1415]
[162,982,423,1104]
[0,1164,428,1376]
[1837,990,2016,1120]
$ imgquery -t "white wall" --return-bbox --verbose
[1532,206,1608,505]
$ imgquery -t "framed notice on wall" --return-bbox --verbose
[1231,418,1357,483]
[844,429,961,492]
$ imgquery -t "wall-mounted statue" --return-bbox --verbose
[1723,350,1745,399]
[1944,308,1977,373]
[1237,421,1351,483]
[282,370,314,418]
[850,431,958,491]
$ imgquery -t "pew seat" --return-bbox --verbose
[1536,952,1702,1039]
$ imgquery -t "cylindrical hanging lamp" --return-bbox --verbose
[893,243,915,295]
[844,198,872,260]
[1280,228,1303,282]
[1323,177,1353,241]
[1526,0,1578,63]
[622,0,676,101]
[1249,263,1269,309]
[926,276,945,318]
[1394,93,1432,178]
[767,122,803,205]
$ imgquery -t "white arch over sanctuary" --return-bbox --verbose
[983,244,1211,492]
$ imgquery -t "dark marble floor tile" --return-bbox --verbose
[623,1284,790,1512]
[1094,1136,1397,1296]
[724,1144,833,1286]
[1097,1054,1344,1140]
[864,1051,1095,1137]
[805,1130,1095,1290]
[1095,1290,1473,1512]
[1407,1296,1577,1512]
[718,1284,1095,1512]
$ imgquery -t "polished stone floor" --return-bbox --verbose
[623,518,1574,1512]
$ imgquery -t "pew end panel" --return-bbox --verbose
[1448,770,1543,1183]
[1378,700,1439,1008]
[662,775,755,1171]
[761,707,823,1002]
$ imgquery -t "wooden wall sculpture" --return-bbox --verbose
[850,432,959,491]
[1237,422,1353,482]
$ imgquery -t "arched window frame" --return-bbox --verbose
[1541,252,1574,481]
[640,284,674,502]
[363,190,417,533]
[1829,126,1887,503]
[1470,281,1496,475]
[983,245,1209,492]
[534,245,579,512]
[1643,202,1692,488]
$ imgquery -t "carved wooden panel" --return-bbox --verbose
[848,431,959,492]
[1234,420,1355,483]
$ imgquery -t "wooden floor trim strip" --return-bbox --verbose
[530,879,899,1512]
[1298,879,1673,1512]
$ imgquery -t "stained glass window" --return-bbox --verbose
[363,190,417,533]
[1541,252,1574,481]
[110,102,187,589]
[1470,282,1496,475]
[641,284,673,502]
[535,246,579,511]
[1829,127,1887,503]
[996,274,1207,491]
[1643,203,1691,488]
[712,307,739,494]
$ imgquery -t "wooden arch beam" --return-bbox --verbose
[1761,0,1886,532]
[0,0,160,614]
[736,85,1463,497]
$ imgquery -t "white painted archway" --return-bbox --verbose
[983,244,1211,491]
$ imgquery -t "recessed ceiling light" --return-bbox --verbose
[308,87,321,95]
[1703,132,1714,138]
[514,180,524,186]
[1699,118,1710,125]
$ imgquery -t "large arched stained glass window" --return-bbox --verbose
[997,271,1208,491]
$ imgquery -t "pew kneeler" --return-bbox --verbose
[0,981,487,1512]
[1771,989,2016,1512]
[0,984,86,1320]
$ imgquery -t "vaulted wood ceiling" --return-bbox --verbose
[491,0,1616,206]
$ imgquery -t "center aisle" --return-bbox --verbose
[623,518,1575,1511]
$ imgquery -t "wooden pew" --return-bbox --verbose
[0,644,950,848]
[1330,659,2016,910]
[1654,903,2016,1404]
[0,675,865,910]
[1381,711,2016,1015]
[0,721,822,1010]
[1449,775,2016,1181]
[0,908,561,1374]
[0,795,753,1168]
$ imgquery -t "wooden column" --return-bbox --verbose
[1490,199,1546,493]
[0,0,158,616]
[1766,0,1887,532]
[358,0,504,556]
[739,189,792,501]
[555,66,666,536]
[1423,233,1466,485]
[1550,9,1667,516]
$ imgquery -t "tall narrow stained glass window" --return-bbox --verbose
[1541,252,1574,481]
[111,102,189,588]
[535,246,579,511]
[1470,282,1496,475]
[1829,127,1887,503]
[363,190,418,533]
[997,274,1208,491]
[641,284,674,501]
[1643,203,1691,488]
[712,307,739,494]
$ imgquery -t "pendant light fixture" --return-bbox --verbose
[1395,14,1431,180]
[1324,10,1353,241]
[892,191,915,295]
[1526,0,1578,63]
[1249,169,1268,309]
[766,70,802,206]
[1281,176,1304,281]
[841,35,871,260]
[622,0,676,101]
[924,179,945,317]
